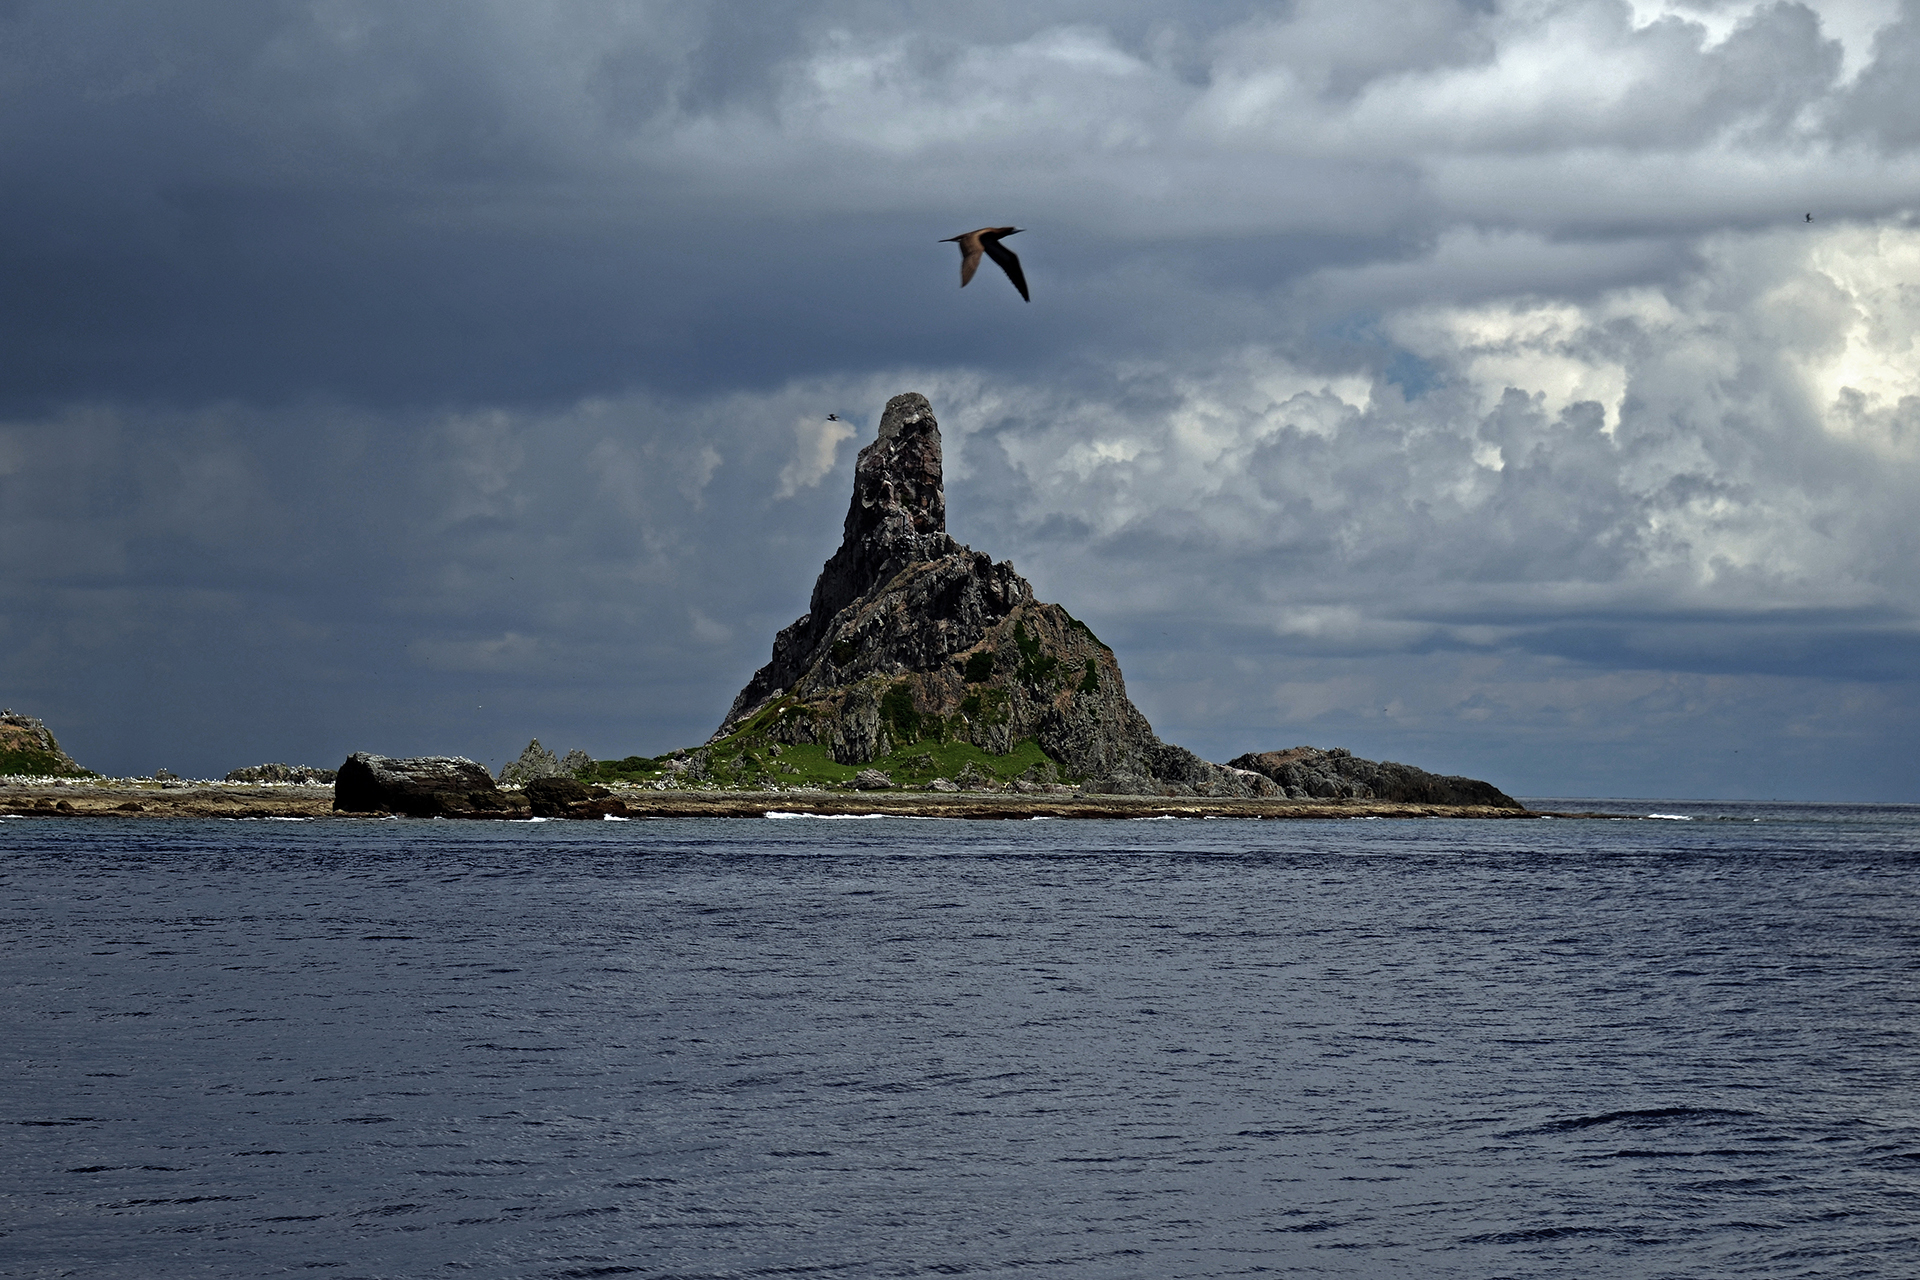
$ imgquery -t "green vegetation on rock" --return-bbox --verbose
[0,748,93,778]
[584,735,1056,791]
[881,680,920,741]
[580,755,657,783]
[0,713,92,778]
[1012,621,1059,684]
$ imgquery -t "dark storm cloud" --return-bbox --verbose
[2,1,1919,797]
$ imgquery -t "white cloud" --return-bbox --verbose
[776,414,855,498]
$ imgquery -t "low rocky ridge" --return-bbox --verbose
[225,762,338,784]
[0,711,92,777]
[329,752,631,819]
[708,392,1276,797]
[1229,746,1520,808]
[703,392,1518,806]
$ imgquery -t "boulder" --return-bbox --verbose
[954,762,999,791]
[852,769,893,790]
[333,753,516,817]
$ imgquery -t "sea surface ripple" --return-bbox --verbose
[3,803,1917,1278]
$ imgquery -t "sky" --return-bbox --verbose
[3,0,1919,799]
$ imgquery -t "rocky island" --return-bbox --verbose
[3,393,1534,821]
[537,390,1525,817]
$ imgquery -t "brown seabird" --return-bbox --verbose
[940,226,1029,301]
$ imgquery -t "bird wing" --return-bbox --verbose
[980,235,1029,302]
[956,236,984,287]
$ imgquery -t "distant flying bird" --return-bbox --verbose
[826,413,838,421]
[940,226,1029,301]
[1806,212,1813,222]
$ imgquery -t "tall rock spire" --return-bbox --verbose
[807,392,953,636]
[718,393,964,730]
[710,391,1269,796]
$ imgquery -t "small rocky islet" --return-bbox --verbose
[3,393,1528,820]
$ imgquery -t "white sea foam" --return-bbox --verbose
[1647,813,1693,821]
[601,814,630,821]
[765,811,889,820]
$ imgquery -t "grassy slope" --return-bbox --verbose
[0,748,92,778]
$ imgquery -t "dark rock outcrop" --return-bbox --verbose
[1227,746,1522,809]
[0,711,90,777]
[225,763,338,784]
[333,753,518,817]
[525,775,628,819]
[525,776,591,815]
[710,392,1274,797]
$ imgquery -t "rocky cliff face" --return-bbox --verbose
[0,711,90,777]
[712,393,1273,796]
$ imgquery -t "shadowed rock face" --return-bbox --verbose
[713,392,1274,796]
[1227,746,1522,809]
[333,752,515,817]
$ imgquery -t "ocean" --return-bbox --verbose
[3,803,1916,1278]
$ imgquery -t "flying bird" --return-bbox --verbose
[826,413,838,421]
[1806,212,1813,222]
[940,226,1029,301]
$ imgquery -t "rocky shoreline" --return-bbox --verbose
[0,777,1622,821]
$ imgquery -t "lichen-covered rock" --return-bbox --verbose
[500,739,566,784]
[852,769,893,790]
[1227,746,1521,809]
[334,752,516,817]
[560,748,593,775]
[954,762,999,791]
[710,392,1264,795]
[0,711,90,777]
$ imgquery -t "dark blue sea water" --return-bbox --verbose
[3,804,1917,1279]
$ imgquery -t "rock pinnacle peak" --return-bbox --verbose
[707,391,1241,794]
